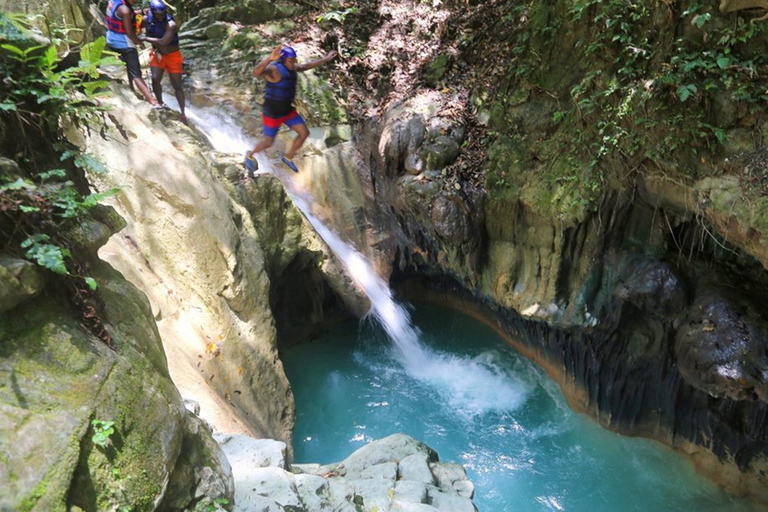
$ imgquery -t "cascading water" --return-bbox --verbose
[181,101,529,415]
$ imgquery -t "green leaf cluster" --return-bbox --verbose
[91,419,115,448]
[0,17,121,291]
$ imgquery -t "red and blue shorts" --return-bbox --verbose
[262,109,305,138]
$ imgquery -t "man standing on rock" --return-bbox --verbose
[244,45,337,175]
[139,0,187,123]
[105,0,159,107]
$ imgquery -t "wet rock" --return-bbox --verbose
[613,259,688,318]
[0,255,46,312]
[675,285,768,402]
[431,194,470,244]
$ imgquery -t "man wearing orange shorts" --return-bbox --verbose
[139,0,186,123]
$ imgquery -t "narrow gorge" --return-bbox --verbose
[2,0,768,511]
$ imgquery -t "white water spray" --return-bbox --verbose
[183,102,530,413]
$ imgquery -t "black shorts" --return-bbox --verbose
[110,46,142,81]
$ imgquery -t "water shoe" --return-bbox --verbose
[243,152,258,176]
[281,155,299,173]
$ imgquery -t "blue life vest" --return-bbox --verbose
[263,62,297,116]
[106,0,129,34]
[146,10,179,46]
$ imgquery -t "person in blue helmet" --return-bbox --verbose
[105,0,159,107]
[244,44,337,176]
[139,0,187,123]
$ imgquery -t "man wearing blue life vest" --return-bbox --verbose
[139,0,187,123]
[244,44,337,175]
[105,0,159,107]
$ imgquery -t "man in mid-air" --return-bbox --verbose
[244,45,337,175]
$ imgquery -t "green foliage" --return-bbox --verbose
[91,419,115,448]
[0,18,119,293]
[21,234,70,275]
[317,8,357,25]
[193,498,229,512]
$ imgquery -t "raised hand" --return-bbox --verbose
[324,50,338,62]
[270,45,283,62]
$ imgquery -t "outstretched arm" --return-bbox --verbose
[296,51,337,72]
[253,45,283,82]
[140,19,178,46]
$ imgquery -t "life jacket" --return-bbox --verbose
[105,0,132,34]
[145,10,179,46]
[264,62,297,106]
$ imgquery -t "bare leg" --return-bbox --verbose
[168,72,186,122]
[151,66,165,105]
[133,76,159,106]
[285,122,309,160]
[248,136,275,157]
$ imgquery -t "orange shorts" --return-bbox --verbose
[150,49,183,74]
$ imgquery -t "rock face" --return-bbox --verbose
[0,254,233,511]
[217,433,478,512]
[72,83,365,448]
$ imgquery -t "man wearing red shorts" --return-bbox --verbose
[244,45,337,175]
[139,0,186,123]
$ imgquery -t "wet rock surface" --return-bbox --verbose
[216,433,479,512]
[676,285,768,402]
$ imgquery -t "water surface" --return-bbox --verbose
[283,304,762,512]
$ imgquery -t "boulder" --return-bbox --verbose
[160,413,235,512]
[399,452,435,485]
[337,433,438,480]
[215,434,287,470]
[0,255,46,312]
[675,285,768,402]
[427,486,478,512]
[0,261,189,511]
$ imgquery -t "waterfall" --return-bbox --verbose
[180,101,530,415]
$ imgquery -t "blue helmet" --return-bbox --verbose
[279,46,297,61]
[149,0,167,12]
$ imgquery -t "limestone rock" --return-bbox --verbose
[338,433,438,480]
[161,412,235,512]
[0,261,186,511]
[361,461,398,480]
[394,480,429,504]
[399,452,435,485]
[430,462,473,498]
[295,473,332,511]
[427,486,478,512]
[0,255,46,312]
[236,467,302,511]
[349,477,395,510]
[215,434,287,470]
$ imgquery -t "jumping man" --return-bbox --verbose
[105,0,158,107]
[244,45,337,174]
[139,0,187,123]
